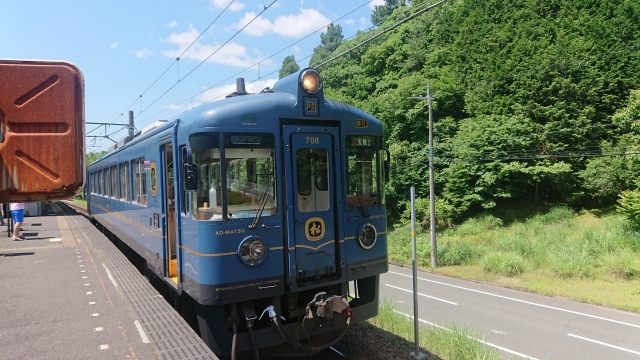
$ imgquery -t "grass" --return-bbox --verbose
[388,207,640,313]
[368,300,500,360]
[73,199,87,207]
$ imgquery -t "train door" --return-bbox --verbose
[162,143,178,285]
[283,125,340,289]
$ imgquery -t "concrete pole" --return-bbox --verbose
[428,82,437,268]
[410,186,426,360]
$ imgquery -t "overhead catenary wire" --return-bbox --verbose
[133,0,448,130]
[93,1,385,151]
[87,0,238,138]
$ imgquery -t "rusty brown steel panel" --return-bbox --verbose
[0,59,85,201]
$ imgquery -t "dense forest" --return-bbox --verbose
[299,0,640,225]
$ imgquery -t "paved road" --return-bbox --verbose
[381,264,640,359]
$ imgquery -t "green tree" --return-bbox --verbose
[581,90,640,204]
[309,23,344,68]
[86,151,106,166]
[279,55,300,79]
[371,0,407,27]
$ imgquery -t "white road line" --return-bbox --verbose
[102,263,118,287]
[385,284,458,305]
[568,334,640,356]
[389,271,640,329]
[395,310,539,360]
[134,320,150,343]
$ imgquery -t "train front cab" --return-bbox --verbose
[181,69,389,356]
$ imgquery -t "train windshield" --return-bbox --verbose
[224,133,276,220]
[190,132,276,221]
[346,135,383,211]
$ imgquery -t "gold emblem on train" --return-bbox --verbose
[305,217,325,241]
[150,162,157,197]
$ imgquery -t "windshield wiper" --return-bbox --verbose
[249,173,273,229]
[355,193,370,218]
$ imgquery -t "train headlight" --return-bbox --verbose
[238,236,268,266]
[357,224,377,250]
[300,69,322,94]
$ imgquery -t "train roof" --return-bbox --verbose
[89,68,382,167]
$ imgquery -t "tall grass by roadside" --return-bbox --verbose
[387,207,640,312]
[368,300,500,360]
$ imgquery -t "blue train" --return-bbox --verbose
[87,68,388,357]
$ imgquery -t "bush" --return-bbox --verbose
[481,252,526,277]
[530,206,574,225]
[617,190,640,229]
[601,252,637,279]
[495,235,536,258]
[438,242,482,266]
[547,244,593,278]
[455,215,503,236]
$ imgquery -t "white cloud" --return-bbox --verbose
[161,25,275,68]
[134,48,154,58]
[359,16,367,26]
[166,20,178,28]
[369,0,385,9]
[110,42,118,49]
[197,78,278,104]
[292,45,301,54]
[345,18,354,25]
[234,8,330,38]
[209,0,244,12]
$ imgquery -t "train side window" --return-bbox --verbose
[99,169,104,196]
[106,167,111,197]
[296,149,329,212]
[110,165,118,199]
[224,133,276,220]
[345,135,380,211]
[120,162,130,201]
[189,133,221,221]
[132,157,148,206]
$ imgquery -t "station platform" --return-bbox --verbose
[0,202,217,360]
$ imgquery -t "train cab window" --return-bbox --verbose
[224,133,276,220]
[120,162,130,201]
[110,165,118,199]
[346,135,382,211]
[189,132,221,220]
[132,158,148,206]
[296,148,330,212]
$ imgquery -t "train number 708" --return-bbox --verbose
[306,137,320,144]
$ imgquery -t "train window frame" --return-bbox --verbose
[132,157,148,206]
[120,162,130,202]
[345,135,382,211]
[296,148,330,213]
[99,169,104,196]
[110,165,118,199]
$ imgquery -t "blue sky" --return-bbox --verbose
[2,0,385,152]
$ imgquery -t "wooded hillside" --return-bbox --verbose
[311,0,640,224]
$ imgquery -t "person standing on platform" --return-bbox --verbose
[10,203,25,241]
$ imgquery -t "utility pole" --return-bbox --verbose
[411,81,437,268]
[427,82,437,268]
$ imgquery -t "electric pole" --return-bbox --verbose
[411,81,437,268]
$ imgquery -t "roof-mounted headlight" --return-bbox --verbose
[238,236,268,266]
[300,69,322,94]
